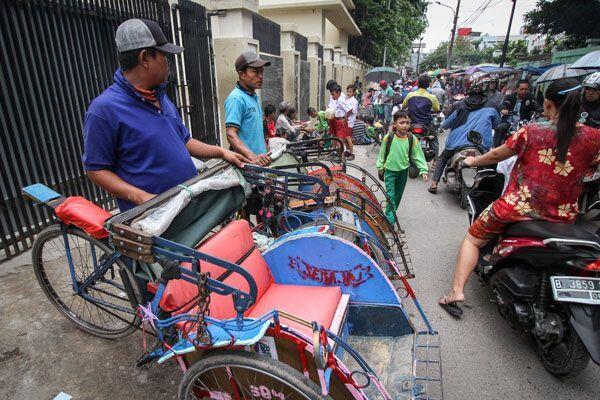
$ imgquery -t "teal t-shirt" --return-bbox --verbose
[225,84,267,155]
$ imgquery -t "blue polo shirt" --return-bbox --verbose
[82,68,197,211]
[225,83,266,155]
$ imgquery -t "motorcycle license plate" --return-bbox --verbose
[551,276,600,305]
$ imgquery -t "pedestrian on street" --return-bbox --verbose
[378,80,395,130]
[438,78,600,318]
[82,18,247,212]
[376,111,429,223]
[225,51,272,166]
[328,84,355,160]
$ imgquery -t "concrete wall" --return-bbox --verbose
[260,9,325,42]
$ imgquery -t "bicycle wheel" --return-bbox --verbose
[179,351,332,400]
[32,225,141,339]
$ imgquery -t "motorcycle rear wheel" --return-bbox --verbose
[535,324,590,377]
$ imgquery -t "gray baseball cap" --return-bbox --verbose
[115,19,184,54]
[235,51,271,71]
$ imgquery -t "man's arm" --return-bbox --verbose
[430,94,441,113]
[87,170,155,205]
[226,126,270,166]
[186,138,247,167]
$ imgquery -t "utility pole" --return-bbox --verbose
[415,37,423,74]
[500,0,517,67]
[436,1,461,70]
[382,0,392,66]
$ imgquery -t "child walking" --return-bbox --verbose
[376,111,429,223]
[328,84,355,160]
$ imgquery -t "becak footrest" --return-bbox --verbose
[55,196,112,239]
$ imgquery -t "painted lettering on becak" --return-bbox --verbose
[288,256,374,287]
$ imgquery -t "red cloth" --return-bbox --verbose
[55,196,111,239]
[266,118,276,138]
[469,122,600,239]
[329,118,351,139]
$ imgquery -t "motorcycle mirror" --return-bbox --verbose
[467,130,483,145]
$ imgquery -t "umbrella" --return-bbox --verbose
[365,67,400,83]
[431,68,447,76]
[570,50,600,70]
[537,64,595,83]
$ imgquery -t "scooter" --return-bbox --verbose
[442,130,486,208]
[467,169,600,378]
[410,123,436,162]
[580,166,600,233]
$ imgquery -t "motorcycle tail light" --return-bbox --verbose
[413,128,423,134]
[584,260,600,271]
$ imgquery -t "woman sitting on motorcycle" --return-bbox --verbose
[428,74,500,193]
[439,78,600,317]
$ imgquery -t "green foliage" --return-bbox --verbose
[421,37,530,70]
[349,0,429,66]
[524,0,600,49]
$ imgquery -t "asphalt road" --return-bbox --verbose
[356,136,600,400]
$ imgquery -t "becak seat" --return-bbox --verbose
[55,196,112,239]
[159,220,346,336]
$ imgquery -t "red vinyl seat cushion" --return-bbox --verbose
[248,284,342,336]
[55,196,111,239]
[159,219,343,335]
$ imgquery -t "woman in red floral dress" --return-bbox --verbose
[439,78,600,317]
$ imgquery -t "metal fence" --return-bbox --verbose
[252,12,280,56]
[295,33,308,61]
[0,0,217,260]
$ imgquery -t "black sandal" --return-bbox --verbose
[428,186,438,194]
[439,296,463,318]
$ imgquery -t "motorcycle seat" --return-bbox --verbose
[505,221,600,245]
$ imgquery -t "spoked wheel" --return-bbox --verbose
[32,225,141,339]
[179,351,332,400]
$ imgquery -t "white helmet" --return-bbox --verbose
[583,72,600,89]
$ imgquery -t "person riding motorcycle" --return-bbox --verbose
[484,73,503,111]
[580,71,600,129]
[437,78,600,317]
[494,79,542,148]
[428,73,500,193]
[402,74,441,163]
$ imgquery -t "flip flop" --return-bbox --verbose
[428,186,437,194]
[439,296,463,318]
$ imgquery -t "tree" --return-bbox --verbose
[349,0,429,66]
[524,0,600,49]
[420,37,530,70]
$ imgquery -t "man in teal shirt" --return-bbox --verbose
[226,51,272,166]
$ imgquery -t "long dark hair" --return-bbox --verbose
[544,78,582,162]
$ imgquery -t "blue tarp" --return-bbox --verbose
[520,63,562,75]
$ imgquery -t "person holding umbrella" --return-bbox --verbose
[378,80,394,129]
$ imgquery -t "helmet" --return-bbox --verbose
[379,80,387,87]
[583,72,600,89]
[466,72,488,95]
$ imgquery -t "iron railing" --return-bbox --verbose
[252,12,280,56]
[0,0,216,260]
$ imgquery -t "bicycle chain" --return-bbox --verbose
[195,271,212,346]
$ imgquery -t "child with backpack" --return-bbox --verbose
[376,111,429,223]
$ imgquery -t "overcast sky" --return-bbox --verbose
[421,0,540,52]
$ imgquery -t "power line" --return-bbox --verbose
[460,0,495,27]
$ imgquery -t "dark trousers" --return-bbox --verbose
[432,149,455,182]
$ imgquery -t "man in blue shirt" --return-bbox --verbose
[428,75,500,193]
[82,19,246,211]
[226,51,272,166]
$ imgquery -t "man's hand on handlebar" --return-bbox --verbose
[463,156,477,168]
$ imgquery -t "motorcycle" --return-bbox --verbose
[579,166,600,232]
[466,169,600,377]
[442,130,486,208]
[410,123,436,162]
